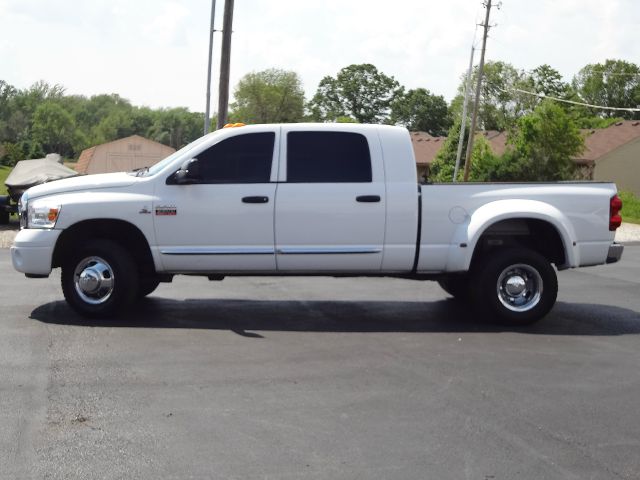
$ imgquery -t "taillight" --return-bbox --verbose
[609,194,623,231]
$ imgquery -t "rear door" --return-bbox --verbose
[274,126,386,272]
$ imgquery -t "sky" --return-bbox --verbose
[0,0,638,113]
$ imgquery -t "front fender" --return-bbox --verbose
[445,199,577,272]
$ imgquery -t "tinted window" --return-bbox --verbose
[287,132,372,183]
[196,132,274,183]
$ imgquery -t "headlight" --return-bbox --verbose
[27,200,62,229]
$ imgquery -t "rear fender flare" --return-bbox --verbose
[446,199,577,272]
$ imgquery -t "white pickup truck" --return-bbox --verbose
[11,123,624,324]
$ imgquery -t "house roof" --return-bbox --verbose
[410,120,640,166]
[578,120,640,164]
[480,130,508,157]
[410,131,447,165]
[75,146,97,174]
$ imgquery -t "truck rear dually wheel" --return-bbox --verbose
[61,239,139,318]
[471,248,557,325]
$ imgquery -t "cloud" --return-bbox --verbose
[143,1,191,47]
[0,0,638,113]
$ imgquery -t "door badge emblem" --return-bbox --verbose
[155,205,177,216]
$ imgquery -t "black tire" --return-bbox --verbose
[0,196,9,225]
[470,248,557,325]
[61,239,139,318]
[138,277,160,298]
[438,275,471,301]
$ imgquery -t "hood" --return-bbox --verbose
[25,172,139,199]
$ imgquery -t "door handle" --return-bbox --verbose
[356,195,381,203]
[242,196,269,204]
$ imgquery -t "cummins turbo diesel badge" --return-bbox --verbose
[155,205,177,216]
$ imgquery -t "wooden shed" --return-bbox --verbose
[75,135,175,174]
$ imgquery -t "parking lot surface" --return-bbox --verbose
[1,247,639,479]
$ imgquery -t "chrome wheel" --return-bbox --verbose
[496,263,543,312]
[73,256,115,305]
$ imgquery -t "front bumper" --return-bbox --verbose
[606,243,624,264]
[11,229,62,277]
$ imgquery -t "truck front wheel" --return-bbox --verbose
[138,277,160,298]
[61,239,139,318]
[471,248,557,325]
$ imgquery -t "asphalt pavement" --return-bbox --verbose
[1,247,639,479]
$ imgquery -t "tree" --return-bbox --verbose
[572,59,640,119]
[30,101,77,158]
[390,88,451,135]
[452,62,579,131]
[429,120,498,182]
[504,100,584,181]
[452,61,523,131]
[0,81,18,138]
[308,64,403,123]
[230,69,305,124]
[148,108,202,149]
[517,64,570,113]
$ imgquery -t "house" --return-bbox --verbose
[410,132,446,180]
[410,121,640,195]
[410,130,508,180]
[76,135,175,175]
[575,121,640,195]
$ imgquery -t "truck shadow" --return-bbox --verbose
[29,298,640,336]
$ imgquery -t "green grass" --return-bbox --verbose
[619,191,640,225]
[0,165,10,196]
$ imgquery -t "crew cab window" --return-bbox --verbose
[196,132,275,183]
[287,131,372,183]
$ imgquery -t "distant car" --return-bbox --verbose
[1,154,78,224]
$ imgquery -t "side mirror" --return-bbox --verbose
[172,158,202,184]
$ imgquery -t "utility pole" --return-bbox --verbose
[204,0,217,135]
[462,0,493,182]
[216,0,234,130]
[453,45,475,182]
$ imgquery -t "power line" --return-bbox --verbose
[581,70,640,77]
[497,86,640,112]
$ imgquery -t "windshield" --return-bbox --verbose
[141,133,216,177]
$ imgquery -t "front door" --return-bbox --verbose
[153,130,279,272]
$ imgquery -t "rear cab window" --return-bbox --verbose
[286,131,372,183]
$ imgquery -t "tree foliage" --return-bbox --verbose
[432,100,584,182]
[231,69,305,124]
[503,100,584,181]
[429,120,498,182]
[31,101,77,158]
[308,64,402,123]
[0,80,204,166]
[390,88,451,136]
[572,59,640,119]
[453,61,577,131]
[1,57,636,185]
